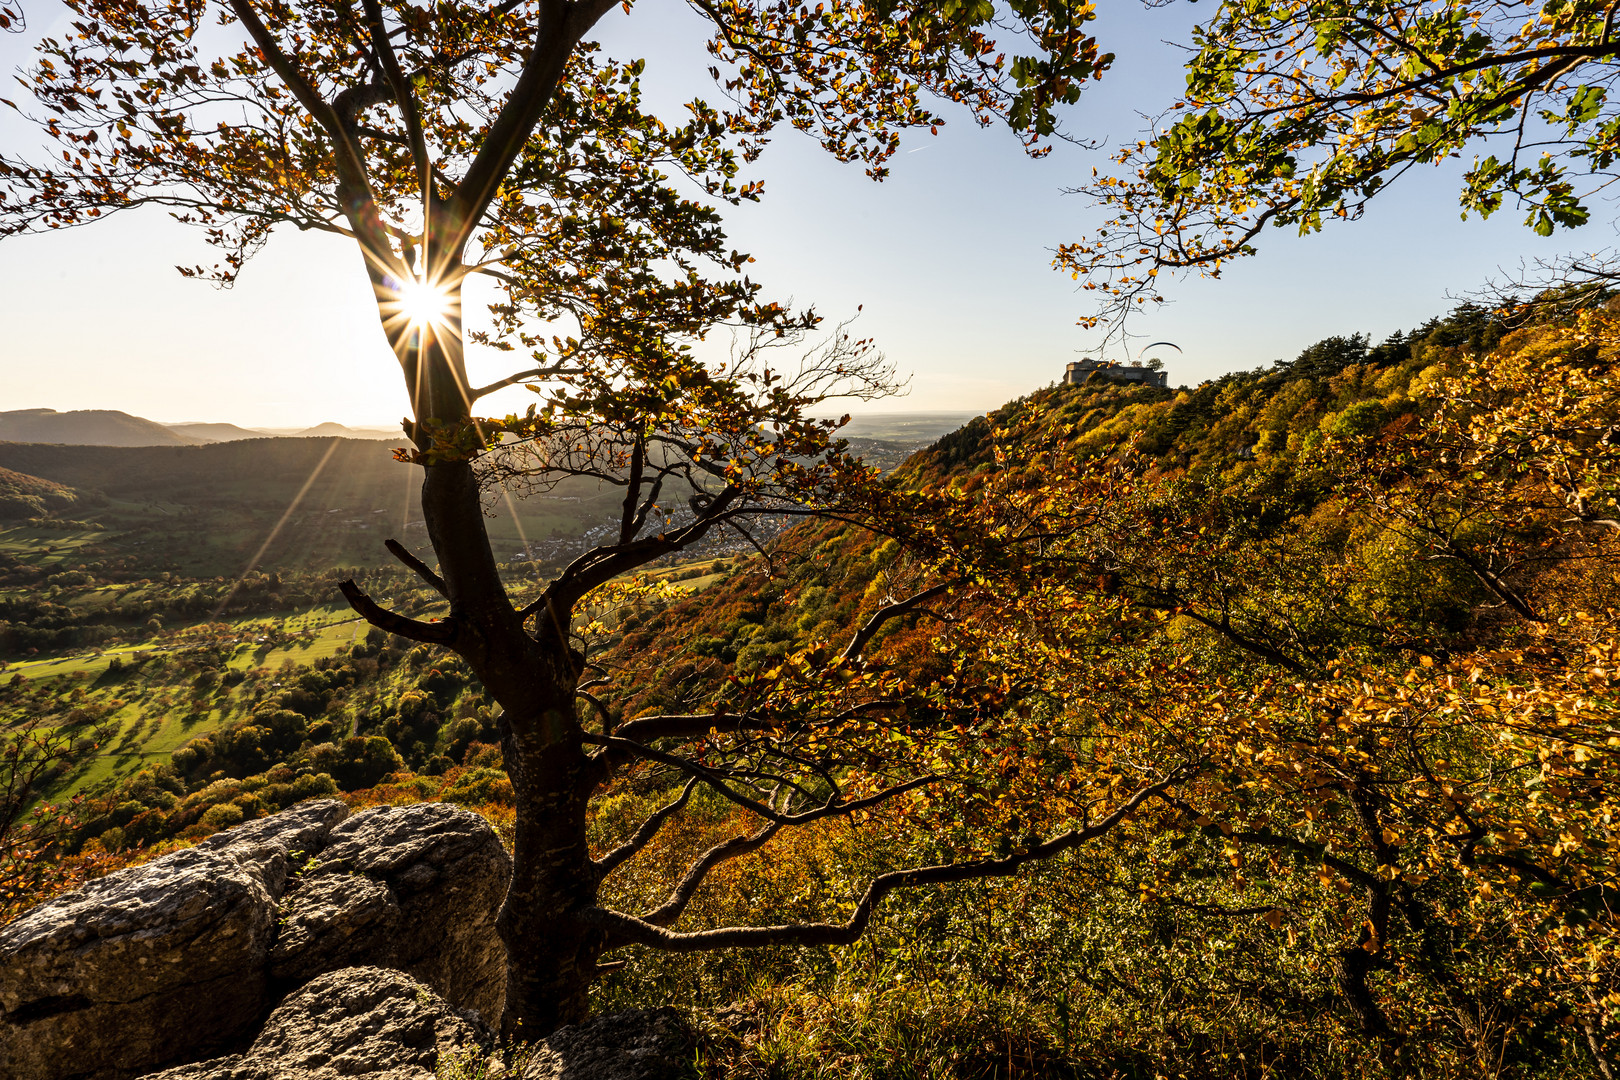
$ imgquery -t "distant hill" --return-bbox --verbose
[0,437,624,575]
[0,465,82,519]
[290,423,399,441]
[0,411,403,446]
[163,422,270,443]
[0,409,201,447]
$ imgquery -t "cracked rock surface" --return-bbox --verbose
[137,966,492,1080]
[519,1008,692,1080]
[0,800,510,1080]
[138,976,693,1080]
[294,802,509,1023]
[268,874,400,984]
[0,800,349,1080]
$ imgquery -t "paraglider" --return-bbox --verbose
[1140,342,1181,371]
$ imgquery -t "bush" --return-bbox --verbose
[440,767,514,808]
[199,802,245,831]
[301,737,404,791]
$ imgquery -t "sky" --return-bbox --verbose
[0,2,1606,428]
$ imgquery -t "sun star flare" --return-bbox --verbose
[388,277,455,332]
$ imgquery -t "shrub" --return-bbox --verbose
[198,803,244,831]
[440,767,514,808]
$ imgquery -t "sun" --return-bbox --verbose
[393,278,454,330]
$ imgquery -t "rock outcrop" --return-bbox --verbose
[0,800,511,1080]
[0,800,348,1080]
[138,967,492,1080]
[521,1008,692,1080]
[283,802,509,1022]
[138,971,692,1080]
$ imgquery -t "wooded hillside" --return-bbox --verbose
[6,303,1620,1076]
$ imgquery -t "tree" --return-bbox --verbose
[1,710,113,923]
[1327,308,1620,626]
[1058,0,1620,337]
[0,0,1123,1035]
[940,333,1620,1071]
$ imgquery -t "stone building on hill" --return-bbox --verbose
[1064,359,1169,389]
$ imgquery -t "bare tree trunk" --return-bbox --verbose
[496,694,602,1037]
[416,464,606,1037]
[376,276,607,1036]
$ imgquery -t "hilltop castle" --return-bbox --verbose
[1064,359,1168,389]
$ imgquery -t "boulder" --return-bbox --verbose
[267,874,401,985]
[189,799,353,898]
[0,800,350,1080]
[520,1008,692,1080]
[0,800,511,1080]
[138,972,692,1080]
[275,802,510,1023]
[137,966,492,1080]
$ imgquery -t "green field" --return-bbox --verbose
[0,524,110,568]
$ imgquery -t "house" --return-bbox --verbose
[1064,359,1168,388]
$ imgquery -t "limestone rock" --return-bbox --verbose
[0,799,349,1080]
[268,874,401,985]
[287,803,510,1024]
[190,799,352,898]
[0,800,511,1080]
[522,1008,692,1080]
[133,968,691,1080]
[137,967,492,1080]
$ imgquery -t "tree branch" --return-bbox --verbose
[547,486,741,612]
[588,732,937,828]
[640,817,783,927]
[619,431,645,545]
[447,0,621,257]
[359,0,432,207]
[611,709,774,743]
[582,780,1174,952]
[338,579,456,644]
[612,700,901,744]
[593,777,699,877]
[469,364,585,401]
[385,538,448,597]
[228,0,397,271]
[842,582,954,661]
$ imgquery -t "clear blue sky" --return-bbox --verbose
[0,2,1600,428]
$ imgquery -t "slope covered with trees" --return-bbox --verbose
[10,302,1620,1076]
[0,467,84,522]
[559,303,1620,1077]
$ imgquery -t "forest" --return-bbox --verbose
[5,301,1620,1076]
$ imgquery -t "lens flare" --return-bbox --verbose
[396,278,452,329]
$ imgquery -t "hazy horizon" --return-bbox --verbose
[0,404,986,436]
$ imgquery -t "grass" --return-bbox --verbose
[3,603,391,803]
[0,524,107,567]
[4,605,366,683]
[66,701,211,796]
[230,612,372,670]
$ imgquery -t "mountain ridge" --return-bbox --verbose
[0,409,403,446]
[0,408,201,447]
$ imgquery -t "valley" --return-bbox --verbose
[8,307,1618,1075]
